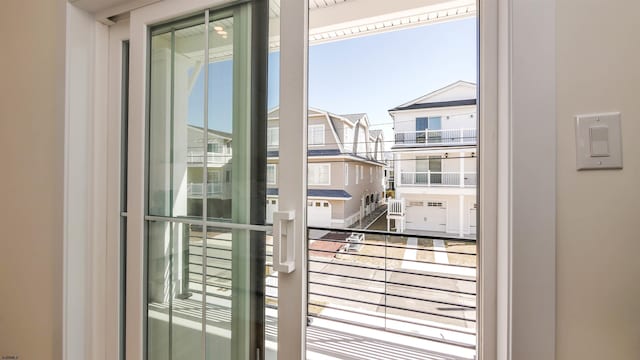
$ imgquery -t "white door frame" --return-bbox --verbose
[275,1,309,358]
[63,0,557,359]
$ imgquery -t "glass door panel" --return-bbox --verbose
[305,1,478,359]
[146,4,270,360]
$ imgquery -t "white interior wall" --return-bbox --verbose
[556,1,640,359]
[0,1,66,359]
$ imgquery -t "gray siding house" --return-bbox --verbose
[267,108,385,227]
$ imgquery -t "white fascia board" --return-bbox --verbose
[388,104,477,117]
[307,196,350,201]
[269,154,385,167]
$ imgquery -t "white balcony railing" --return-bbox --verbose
[399,171,477,187]
[387,198,405,216]
[394,128,477,146]
[187,183,223,197]
[187,151,231,166]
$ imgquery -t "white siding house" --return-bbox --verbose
[388,81,477,237]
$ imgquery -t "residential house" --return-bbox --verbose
[185,125,233,218]
[389,81,477,236]
[267,108,385,227]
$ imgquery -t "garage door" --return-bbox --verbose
[307,200,332,227]
[406,201,447,232]
[266,198,278,224]
[469,204,477,234]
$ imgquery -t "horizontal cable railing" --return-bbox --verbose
[182,224,477,348]
[306,226,477,347]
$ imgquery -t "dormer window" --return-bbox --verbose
[308,124,325,145]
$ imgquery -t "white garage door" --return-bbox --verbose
[406,201,447,232]
[307,200,332,227]
[469,204,477,234]
[266,198,278,224]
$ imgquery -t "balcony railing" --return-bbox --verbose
[186,150,231,165]
[399,171,477,187]
[177,225,476,358]
[395,128,477,146]
[306,226,477,348]
[187,182,223,197]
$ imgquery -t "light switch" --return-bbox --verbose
[576,112,622,170]
[589,126,609,157]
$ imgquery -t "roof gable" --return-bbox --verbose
[390,80,477,112]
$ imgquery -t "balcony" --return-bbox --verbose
[186,150,231,166]
[394,128,477,146]
[187,182,223,197]
[161,225,477,359]
[399,171,477,187]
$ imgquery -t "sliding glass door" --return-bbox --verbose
[141,2,275,359]
[125,0,482,359]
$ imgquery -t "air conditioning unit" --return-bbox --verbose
[345,232,365,252]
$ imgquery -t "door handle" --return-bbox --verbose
[273,210,296,273]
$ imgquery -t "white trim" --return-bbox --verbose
[508,0,556,358]
[105,19,130,360]
[277,0,309,358]
[478,0,557,359]
[94,0,162,24]
[89,19,110,360]
[344,162,349,186]
[129,3,241,359]
[64,4,107,359]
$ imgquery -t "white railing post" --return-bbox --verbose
[427,170,431,186]
[460,128,464,143]
[460,153,465,188]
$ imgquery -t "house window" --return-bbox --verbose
[207,142,222,153]
[308,125,324,145]
[267,127,279,147]
[360,165,364,180]
[344,126,354,151]
[416,116,442,143]
[267,164,276,185]
[357,127,366,155]
[355,165,359,185]
[308,163,330,185]
[344,163,349,186]
[370,167,372,183]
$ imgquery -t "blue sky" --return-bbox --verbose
[189,17,477,144]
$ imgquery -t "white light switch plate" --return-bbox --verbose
[576,112,623,170]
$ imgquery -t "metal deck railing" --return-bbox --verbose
[184,224,477,351]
